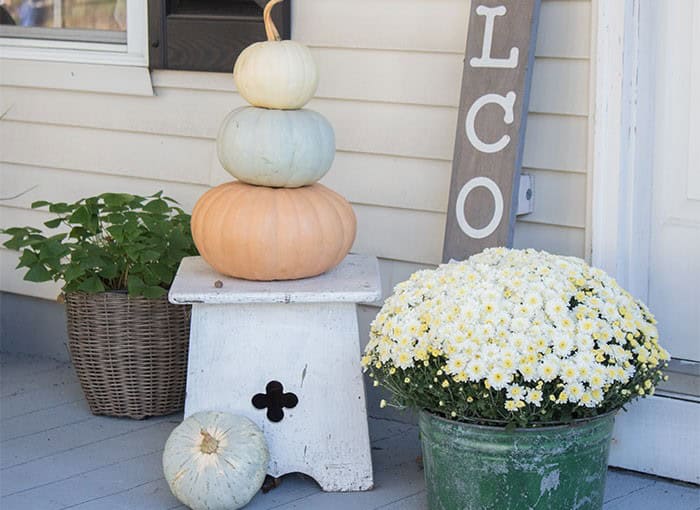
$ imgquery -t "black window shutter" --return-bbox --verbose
[149,0,291,73]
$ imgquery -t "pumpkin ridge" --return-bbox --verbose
[265,187,281,277]
[317,185,356,266]
[311,185,343,265]
[273,188,294,276]
[318,186,348,266]
[206,184,239,274]
[192,184,230,263]
[298,185,329,275]
[208,184,241,274]
[317,185,349,269]
[232,183,263,277]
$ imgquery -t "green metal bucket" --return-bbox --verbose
[419,410,616,510]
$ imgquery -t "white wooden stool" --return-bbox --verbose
[169,255,382,492]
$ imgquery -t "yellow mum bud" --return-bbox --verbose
[373,380,379,387]
[442,380,450,389]
[375,362,383,369]
[467,396,474,403]
[380,399,387,409]
[404,377,411,384]
[389,367,396,375]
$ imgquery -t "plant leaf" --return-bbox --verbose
[43,218,63,229]
[143,199,169,214]
[141,285,167,299]
[78,276,106,293]
[25,264,52,282]
[48,202,72,214]
[127,274,145,295]
[63,264,85,282]
[101,193,134,207]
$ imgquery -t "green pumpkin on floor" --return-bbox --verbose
[163,411,270,510]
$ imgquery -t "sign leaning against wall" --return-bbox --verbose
[443,0,541,262]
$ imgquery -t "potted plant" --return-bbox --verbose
[1,192,198,419]
[363,248,670,510]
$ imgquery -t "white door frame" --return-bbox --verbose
[590,0,654,299]
[590,0,699,484]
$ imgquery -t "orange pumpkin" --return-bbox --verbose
[191,182,357,281]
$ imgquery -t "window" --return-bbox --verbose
[0,0,148,66]
[0,0,127,33]
[149,0,291,73]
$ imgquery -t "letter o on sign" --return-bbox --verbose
[455,177,505,239]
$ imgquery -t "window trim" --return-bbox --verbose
[0,0,149,67]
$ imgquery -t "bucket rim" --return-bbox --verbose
[419,408,617,433]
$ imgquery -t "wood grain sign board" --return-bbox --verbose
[442,0,541,262]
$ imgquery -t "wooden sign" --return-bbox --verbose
[443,0,541,262]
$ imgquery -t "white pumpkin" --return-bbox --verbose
[217,106,335,188]
[163,412,269,510]
[233,0,318,110]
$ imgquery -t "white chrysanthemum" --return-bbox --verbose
[365,248,671,413]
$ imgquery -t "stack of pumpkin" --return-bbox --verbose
[191,0,356,282]
[165,3,357,509]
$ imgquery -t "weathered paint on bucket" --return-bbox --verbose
[419,411,616,510]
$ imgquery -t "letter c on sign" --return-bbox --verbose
[456,177,504,240]
[465,91,516,154]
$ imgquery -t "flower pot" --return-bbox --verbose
[419,410,616,510]
[65,292,190,419]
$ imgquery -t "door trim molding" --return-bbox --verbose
[589,0,655,301]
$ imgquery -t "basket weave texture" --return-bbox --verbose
[65,292,190,419]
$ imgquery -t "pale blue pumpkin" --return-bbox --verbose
[217,106,335,188]
[163,411,269,510]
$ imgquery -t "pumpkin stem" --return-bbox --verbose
[200,429,220,455]
[263,0,284,41]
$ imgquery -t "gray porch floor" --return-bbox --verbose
[0,353,698,510]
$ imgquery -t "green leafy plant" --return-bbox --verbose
[1,193,198,298]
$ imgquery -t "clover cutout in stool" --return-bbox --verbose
[252,381,299,423]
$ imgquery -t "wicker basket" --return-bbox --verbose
[65,292,190,419]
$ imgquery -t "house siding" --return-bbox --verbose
[0,0,591,306]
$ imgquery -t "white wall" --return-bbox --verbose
[0,0,592,309]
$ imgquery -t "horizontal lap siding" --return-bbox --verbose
[0,0,591,303]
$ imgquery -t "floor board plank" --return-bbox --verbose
[1,414,173,469]
[0,380,84,420]
[1,400,93,442]
[1,419,178,497]
[1,363,75,399]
